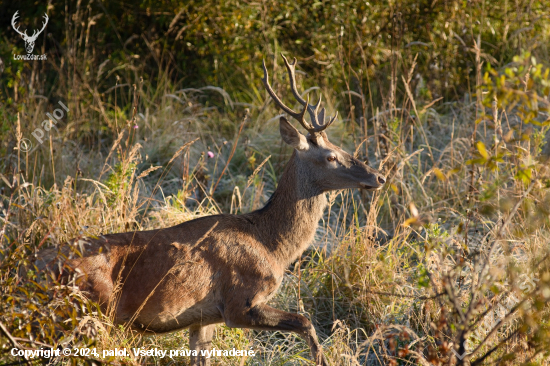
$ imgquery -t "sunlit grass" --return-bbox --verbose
[2,6,550,364]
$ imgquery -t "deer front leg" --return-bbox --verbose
[224,304,328,366]
[189,324,216,366]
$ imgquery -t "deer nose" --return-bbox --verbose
[377,175,386,185]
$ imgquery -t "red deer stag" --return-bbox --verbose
[39,55,386,366]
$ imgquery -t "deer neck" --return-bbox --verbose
[249,151,327,267]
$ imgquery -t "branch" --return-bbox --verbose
[0,321,28,350]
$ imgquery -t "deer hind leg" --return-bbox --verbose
[224,304,328,366]
[189,324,216,366]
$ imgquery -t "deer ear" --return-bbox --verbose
[279,117,309,151]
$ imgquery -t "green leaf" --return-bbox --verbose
[476,141,489,160]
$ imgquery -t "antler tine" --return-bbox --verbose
[11,11,27,37]
[312,95,322,126]
[325,111,338,129]
[281,54,307,107]
[261,59,309,126]
[301,94,314,131]
[316,107,326,127]
[312,94,322,110]
[39,13,49,33]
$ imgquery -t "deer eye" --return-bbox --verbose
[327,155,337,162]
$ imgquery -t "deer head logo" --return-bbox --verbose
[11,11,49,54]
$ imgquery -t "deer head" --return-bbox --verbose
[11,11,49,54]
[262,54,386,193]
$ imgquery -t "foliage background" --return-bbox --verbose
[1,0,550,365]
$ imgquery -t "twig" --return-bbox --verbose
[0,321,28,350]
[466,177,538,321]
[467,287,536,360]
[469,329,519,366]
[13,337,55,349]
[362,289,444,300]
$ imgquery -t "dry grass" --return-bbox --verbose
[2,19,550,366]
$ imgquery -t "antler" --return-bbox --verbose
[261,54,338,135]
[11,12,48,41]
[11,11,28,38]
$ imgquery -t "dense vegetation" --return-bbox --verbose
[1,0,550,365]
